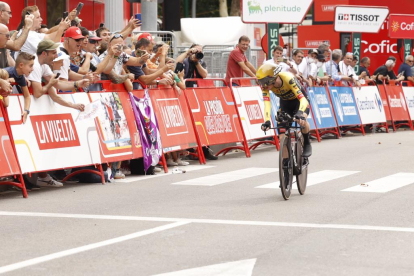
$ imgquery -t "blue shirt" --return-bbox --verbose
[398,62,413,81]
[4,67,27,94]
[325,60,341,82]
[359,66,371,77]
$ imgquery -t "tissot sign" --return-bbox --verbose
[241,0,313,24]
[334,6,389,33]
[389,14,414,39]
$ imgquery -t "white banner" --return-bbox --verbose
[8,94,101,174]
[242,0,313,24]
[353,86,387,125]
[334,6,389,33]
[232,85,274,140]
[402,86,414,120]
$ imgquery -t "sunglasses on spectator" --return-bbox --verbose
[110,33,123,42]
[88,40,99,44]
[408,59,414,63]
[0,32,10,39]
[70,37,83,42]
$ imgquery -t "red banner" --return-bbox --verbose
[313,0,349,22]
[376,85,392,121]
[382,83,410,121]
[185,86,244,147]
[388,14,414,39]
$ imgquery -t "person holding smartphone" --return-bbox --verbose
[263,45,297,75]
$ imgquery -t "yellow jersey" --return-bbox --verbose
[262,72,309,121]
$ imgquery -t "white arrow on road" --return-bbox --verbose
[153,258,257,276]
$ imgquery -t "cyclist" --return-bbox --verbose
[256,63,312,157]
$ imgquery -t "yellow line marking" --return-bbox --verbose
[195,122,209,144]
[14,140,37,171]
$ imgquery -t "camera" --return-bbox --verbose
[194,51,204,60]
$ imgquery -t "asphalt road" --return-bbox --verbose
[0,129,414,275]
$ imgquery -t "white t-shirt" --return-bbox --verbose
[298,58,317,79]
[15,30,46,58]
[27,56,53,83]
[263,59,291,72]
[99,51,130,75]
[339,61,358,81]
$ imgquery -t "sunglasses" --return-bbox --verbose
[88,40,99,44]
[110,33,123,42]
[71,37,83,42]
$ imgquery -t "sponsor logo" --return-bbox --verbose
[357,97,376,111]
[244,100,264,125]
[203,99,233,135]
[337,13,380,22]
[322,5,335,12]
[305,40,330,47]
[362,40,397,54]
[30,114,80,150]
[391,21,400,32]
[156,99,188,136]
[375,93,383,112]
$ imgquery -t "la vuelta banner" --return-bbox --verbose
[185,86,244,147]
[129,91,162,171]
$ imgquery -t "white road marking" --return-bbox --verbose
[342,173,414,193]
[0,221,189,275]
[255,170,360,189]
[115,165,215,183]
[1,211,414,233]
[172,168,277,186]
[153,259,256,276]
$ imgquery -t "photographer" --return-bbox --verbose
[175,43,208,87]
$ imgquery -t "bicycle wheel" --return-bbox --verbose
[296,134,308,195]
[279,136,293,200]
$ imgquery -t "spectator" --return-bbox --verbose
[3,52,34,123]
[136,33,159,69]
[175,43,207,87]
[96,27,111,44]
[39,24,48,34]
[359,57,371,81]
[28,39,89,107]
[15,6,70,58]
[225,35,256,85]
[127,38,174,86]
[339,52,360,87]
[398,55,414,83]
[373,59,404,84]
[298,49,318,86]
[263,45,296,74]
[0,2,33,56]
[318,43,330,60]
[82,35,118,76]
[325,51,350,83]
[0,68,9,106]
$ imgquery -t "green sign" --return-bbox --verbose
[404,39,412,58]
[352,33,361,74]
[267,23,279,59]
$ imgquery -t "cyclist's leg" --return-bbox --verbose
[301,107,312,157]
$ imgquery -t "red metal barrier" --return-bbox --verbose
[382,81,413,131]
[184,79,250,158]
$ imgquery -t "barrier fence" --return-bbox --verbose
[0,78,413,198]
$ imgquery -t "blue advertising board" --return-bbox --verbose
[307,87,337,129]
[270,91,316,131]
[327,86,361,126]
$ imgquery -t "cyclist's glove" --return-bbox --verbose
[294,110,305,120]
[261,120,271,131]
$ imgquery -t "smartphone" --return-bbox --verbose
[75,2,84,16]
[135,49,146,57]
[134,13,141,21]
[99,23,104,28]
[117,45,122,51]
[55,73,61,79]
[26,11,31,16]
[277,57,284,62]
[63,11,69,18]
[283,58,288,63]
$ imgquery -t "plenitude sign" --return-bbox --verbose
[334,6,389,33]
[241,0,313,24]
[389,14,414,39]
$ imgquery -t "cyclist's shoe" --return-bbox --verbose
[303,143,312,157]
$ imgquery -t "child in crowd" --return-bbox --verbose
[4,52,35,123]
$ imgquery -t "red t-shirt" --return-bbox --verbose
[225,46,247,84]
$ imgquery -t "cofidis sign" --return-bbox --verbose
[389,14,414,39]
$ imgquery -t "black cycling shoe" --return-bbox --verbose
[302,143,312,157]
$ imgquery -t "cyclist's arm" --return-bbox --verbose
[291,80,309,114]
[262,89,272,122]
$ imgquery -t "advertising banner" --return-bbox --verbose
[232,85,274,140]
[0,106,21,177]
[353,86,387,124]
[241,0,313,24]
[185,86,244,147]
[376,83,392,121]
[389,14,414,39]
[334,6,389,33]
[8,94,101,174]
[313,0,349,22]
[308,87,337,129]
[401,86,414,120]
[383,84,410,121]
[327,86,361,126]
